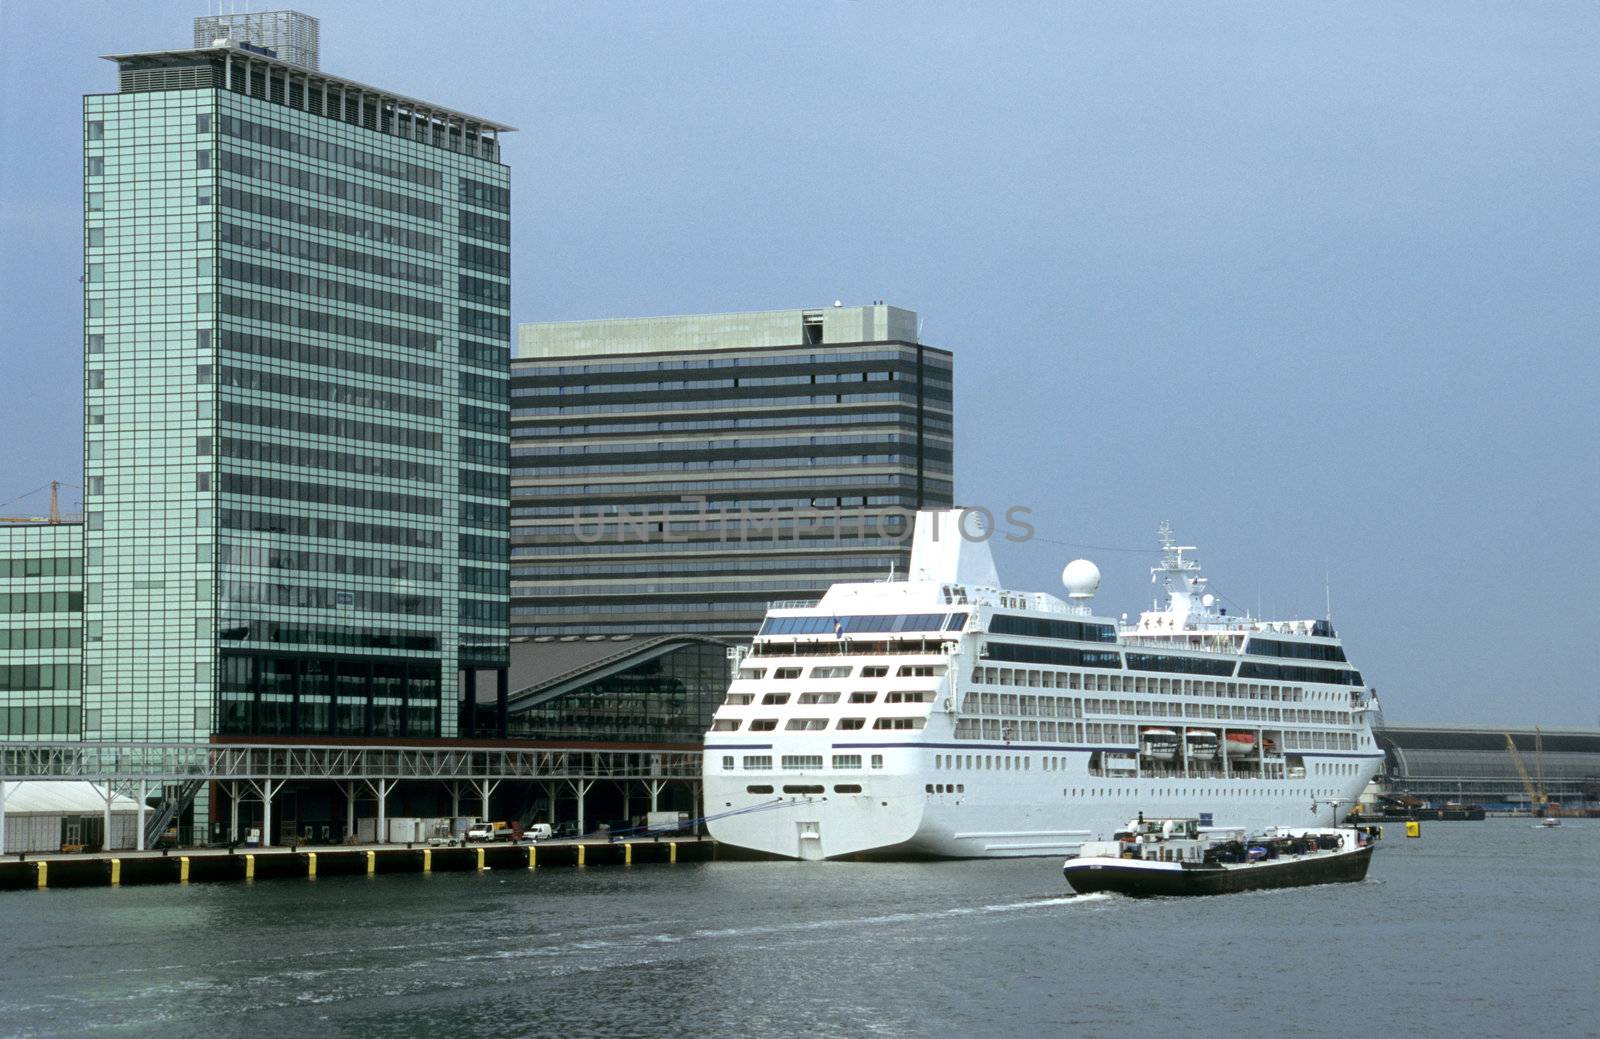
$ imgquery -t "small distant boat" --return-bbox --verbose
[1536,817,1561,829]
[1063,815,1378,897]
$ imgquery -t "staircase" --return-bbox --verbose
[143,779,203,847]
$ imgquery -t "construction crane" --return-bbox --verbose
[0,481,63,524]
[1505,732,1553,816]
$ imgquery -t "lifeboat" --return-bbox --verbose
[1224,731,1256,758]
[1140,727,1180,761]
[1185,729,1219,760]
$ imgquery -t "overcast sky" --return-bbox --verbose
[2,1,1596,726]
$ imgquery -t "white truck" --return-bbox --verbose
[465,821,512,842]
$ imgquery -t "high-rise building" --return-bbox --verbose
[509,304,954,639]
[82,19,512,742]
[0,523,85,741]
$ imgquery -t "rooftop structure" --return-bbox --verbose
[193,10,321,70]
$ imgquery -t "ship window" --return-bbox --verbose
[782,755,823,770]
[785,718,827,730]
[871,754,884,769]
[836,717,866,730]
[885,691,934,704]
[743,756,772,770]
[897,664,946,677]
[956,784,965,793]
[832,754,862,769]
[926,784,934,793]
[773,668,802,680]
[749,719,777,731]
[761,693,791,705]
[848,691,877,704]
[783,785,824,794]
[810,665,851,678]
[861,666,889,678]
[737,667,766,680]
[872,718,926,730]
[833,784,862,794]
[746,785,774,794]
[725,693,753,705]
[711,719,741,731]
[722,756,734,769]
[798,691,840,704]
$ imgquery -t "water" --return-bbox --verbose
[0,819,1594,1038]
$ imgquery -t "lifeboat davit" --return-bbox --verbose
[1140,727,1180,761]
[1185,729,1219,760]
[1224,731,1256,758]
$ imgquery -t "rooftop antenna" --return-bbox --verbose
[1324,559,1332,621]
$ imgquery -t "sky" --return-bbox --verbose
[1,1,1596,726]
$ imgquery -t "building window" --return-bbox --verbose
[87,334,104,354]
[86,121,103,141]
[87,156,104,176]
[196,149,211,170]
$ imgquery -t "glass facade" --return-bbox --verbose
[83,47,510,742]
[0,524,85,740]
[510,306,955,639]
[507,640,731,745]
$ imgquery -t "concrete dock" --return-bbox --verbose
[0,837,727,892]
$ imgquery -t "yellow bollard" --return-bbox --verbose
[624,842,632,865]
[527,846,536,870]
[669,841,677,864]
[423,848,432,873]
[577,844,586,867]
[306,852,317,878]
[110,858,121,887]
[36,861,48,889]
[1405,820,1421,839]
[179,856,190,883]
[476,847,485,871]
[245,853,255,880]
[366,850,375,875]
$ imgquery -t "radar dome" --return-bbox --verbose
[1201,593,1215,608]
[1061,559,1101,600]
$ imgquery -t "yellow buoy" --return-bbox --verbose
[1405,820,1421,838]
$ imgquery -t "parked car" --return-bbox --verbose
[521,823,553,842]
[553,820,581,839]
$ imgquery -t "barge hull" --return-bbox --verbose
[1065,844,1373,897]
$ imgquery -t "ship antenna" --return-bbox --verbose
[1324,560,1332,621]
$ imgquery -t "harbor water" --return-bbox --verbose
[0,818,1593,1038]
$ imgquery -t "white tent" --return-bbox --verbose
[0,781,141,854]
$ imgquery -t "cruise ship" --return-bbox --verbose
[702,510,1384,859]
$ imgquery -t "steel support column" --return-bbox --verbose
[229,781,241,843]
[136,779,147,851]
[102,781,114,852]
[473,778,500,822]
[365,778,395,842]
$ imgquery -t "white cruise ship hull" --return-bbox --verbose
[705,747,1381,860]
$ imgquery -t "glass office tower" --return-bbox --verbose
[83,22,511,742]
[511,305,955,639]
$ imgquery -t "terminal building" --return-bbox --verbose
[82,10,512,744]
[1374,723,1600,810]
